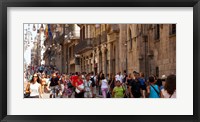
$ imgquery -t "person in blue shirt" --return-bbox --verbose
[147,75,160,98]
[138,72,146,98]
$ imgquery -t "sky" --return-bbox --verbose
[24,24,45,66]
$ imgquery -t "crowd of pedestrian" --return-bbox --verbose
[24,65,176,98]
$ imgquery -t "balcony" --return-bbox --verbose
[75,39,93,54]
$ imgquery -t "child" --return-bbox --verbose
[112,80,125,98]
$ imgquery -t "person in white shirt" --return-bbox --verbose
[84,74,93,98]
[100,74,109,98]
[119,72,123,83]
[161,74,176,98]
[25,74,42,98]
[115,72,120,82]
[90,72,96,98]
[115,72,123,83]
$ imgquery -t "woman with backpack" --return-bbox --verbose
[147,75,161,98]
[108,73,115,96]
[125,73,133,98]
[100,74,108,98]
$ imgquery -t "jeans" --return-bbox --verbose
[101,88,108,98]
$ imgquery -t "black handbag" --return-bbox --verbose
[24,93,30,98]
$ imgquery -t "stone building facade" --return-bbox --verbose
[43,24,176,78]
[43,24,80,73]
[75,24,176,77]
[127,24,176,77]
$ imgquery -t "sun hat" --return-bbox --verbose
[161,75,166,81]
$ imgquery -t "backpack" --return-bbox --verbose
[67,81,73,88]
[90,76,96,87]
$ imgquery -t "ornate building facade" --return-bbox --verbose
[43,24,176,77]
[43,24,80,73]
[75,24,176,77]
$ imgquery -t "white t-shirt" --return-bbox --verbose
[119,75,123,82]
[115,74,123,83]
[101,79,108,89]
[115,74,119,81]
[30,82,40,97]
[161,89,176,98]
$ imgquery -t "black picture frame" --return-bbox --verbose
[0,0,199,122]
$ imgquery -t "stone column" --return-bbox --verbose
[118,24,127,73]
[107,42,111,76]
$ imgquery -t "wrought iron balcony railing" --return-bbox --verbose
[75,38,93,54]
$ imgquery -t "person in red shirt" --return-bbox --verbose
[74,74,84,98]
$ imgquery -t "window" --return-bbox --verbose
[80,28,83,40]
[75,58,80,65]
[154,24,160,40]
[170,24,176,35]
[129,29,132,50]
[156,67,159,77]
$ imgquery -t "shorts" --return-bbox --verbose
[84,91,92,98]
[50,85,59,94]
